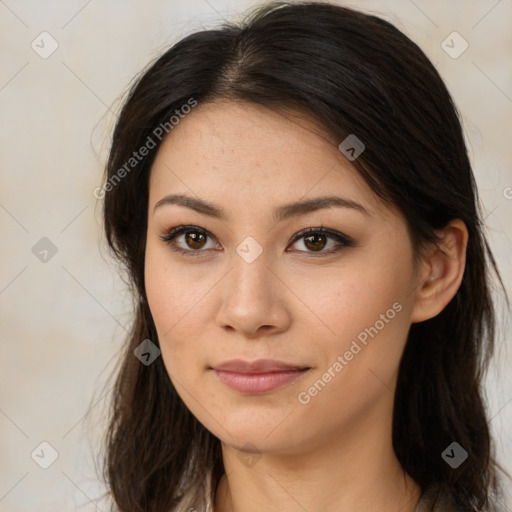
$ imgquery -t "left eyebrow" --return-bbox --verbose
[153,193,370,222]
[273,195,370,222]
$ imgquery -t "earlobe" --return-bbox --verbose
[410,219,468,324]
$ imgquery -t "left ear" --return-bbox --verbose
[410,218,468,324]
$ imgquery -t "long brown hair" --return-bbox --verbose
[96,2,509,510]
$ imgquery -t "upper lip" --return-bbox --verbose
[212,358,310,373]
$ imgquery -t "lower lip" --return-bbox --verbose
[213,369,309,394]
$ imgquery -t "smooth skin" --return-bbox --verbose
[144,100,468,512]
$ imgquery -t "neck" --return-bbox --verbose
[213,397,421,512]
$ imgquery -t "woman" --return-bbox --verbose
[98,2,508,511]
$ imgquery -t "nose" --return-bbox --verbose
[215,248,292,338]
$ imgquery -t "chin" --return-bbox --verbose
[203,411,308,455]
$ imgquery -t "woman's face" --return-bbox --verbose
[145,100,423,454]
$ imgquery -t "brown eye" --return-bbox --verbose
[159,225,218,257]
[288,227,353,255]
[184,231,207,249]
[160,225,353,258]
[303,233,327,252]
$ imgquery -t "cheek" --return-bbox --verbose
[303,260,408,345]
[292,271,410,435]
[145,253,225,432]
[302,246,413,386]
[144,245,208,370]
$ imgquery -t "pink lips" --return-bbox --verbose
[212,359,311,394]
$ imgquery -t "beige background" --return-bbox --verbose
[0,0,511,510]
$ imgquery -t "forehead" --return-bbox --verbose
[155,99,340,164]
[148,100,389,219]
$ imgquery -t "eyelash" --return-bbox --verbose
[158,224,354,258]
